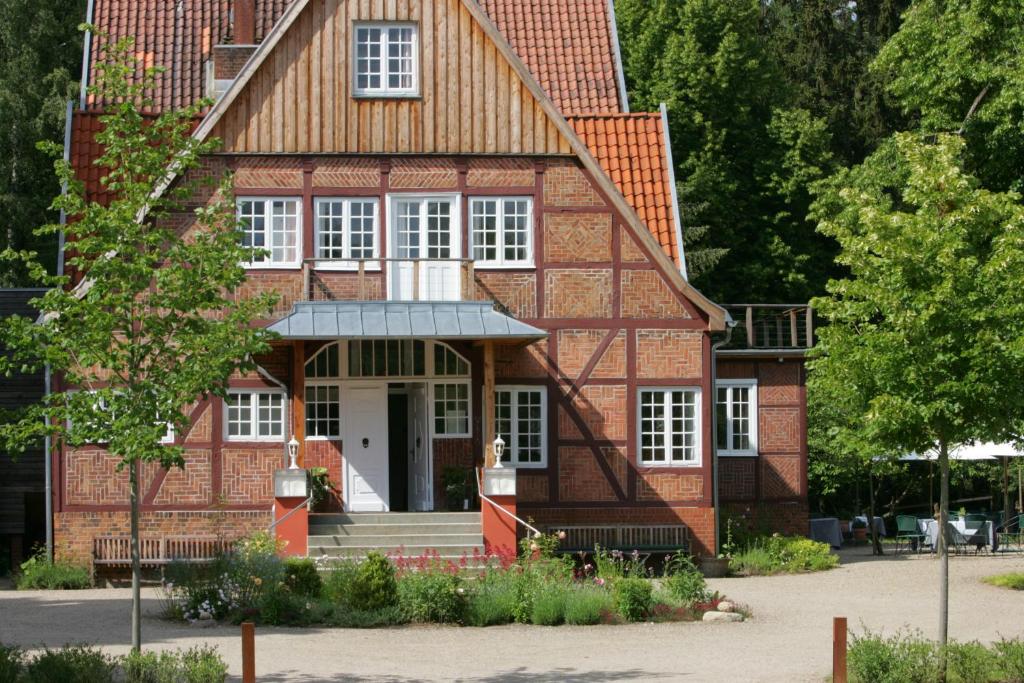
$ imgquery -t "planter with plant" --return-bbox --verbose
[442,467,469,511]
[701,517,735,577]
[852,518,868,542]
[309,467,340,512]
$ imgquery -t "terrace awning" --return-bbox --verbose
[266,301,547,342]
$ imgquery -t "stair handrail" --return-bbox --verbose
[268,493,314,534]
[474,467,542,538]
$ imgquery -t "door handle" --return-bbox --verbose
[362,438,369,448]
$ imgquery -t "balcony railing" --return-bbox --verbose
[722,304,814,350]
[303,258,477,302]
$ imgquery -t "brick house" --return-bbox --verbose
[57,0,811,565]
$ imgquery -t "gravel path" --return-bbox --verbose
[2,548,1023,682]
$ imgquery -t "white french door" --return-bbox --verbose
[341,382,390,512]
[407,383,432,511]
[388,195,461,301]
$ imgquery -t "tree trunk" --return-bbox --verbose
[130,458,142,652]
[938,439,950,680]
[868,470,884,556]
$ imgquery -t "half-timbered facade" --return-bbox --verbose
[56,0,810,564]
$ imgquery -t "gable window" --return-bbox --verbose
[225,390,286,441]
[470,198,532,266]
[354,23,418,96]
[237,198,301,267]
[495,386,547,468]
[315,198,378,265]
[638,388,700,466]
[716,381,757,455]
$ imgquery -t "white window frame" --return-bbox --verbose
[305,383,342,441]
[637,387,702,468]
[494,385,548,469]
[236,197,302,268]
[430,380,472,438]
[223,389,288,442]
[313,197,380,270]
[352,22,420,97]
[68,390,175,445]
[716,380,758,456]
[469,197,534,268]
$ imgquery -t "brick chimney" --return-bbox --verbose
[207,0,258,98]
[234,0,256,46]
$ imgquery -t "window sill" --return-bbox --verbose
[312,263,382,272]
[472,263,536,271]
[242,263,302,271]
[223,438,287,444]
[352,92,421,100]
[637,462,703,469]
[305,436,342,442]
[718,451,758,457]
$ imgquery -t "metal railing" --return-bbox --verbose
[474,467,542,538]
[303,257,477,302]
[268,493,314,534]
[722,304,815,350]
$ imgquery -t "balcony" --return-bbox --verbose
[303,258,477,302]
[720,304,815,352]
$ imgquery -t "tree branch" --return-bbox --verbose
[958,85,990,136]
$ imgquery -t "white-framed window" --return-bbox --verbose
[237,197,301,267]
[305,384,341,439]
[638,388,700,466]
[314,198,378,266]
[68,390,175,445]
[433,382,471,437]
[470,197,533,266]
[495,386,547,468]
[353,23,418,97]
[225,390,286,441]
[716,381,757,455]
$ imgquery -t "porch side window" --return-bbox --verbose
[470,197,532,266]
[495,386,546,468]
[225,391,286,441]
[305,385,341,439]
[348,340,425,377]
[315,198,378,264]
[716,382,757,455]
[353,23,418,96]
[237,198,300,267]
[433,382,470,436]
[638,388,700,466]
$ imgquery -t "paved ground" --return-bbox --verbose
[2,548,1023,682]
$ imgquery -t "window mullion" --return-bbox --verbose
[665,391,675,463]
[511,390,521,464]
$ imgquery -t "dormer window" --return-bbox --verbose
[353,23,418,97]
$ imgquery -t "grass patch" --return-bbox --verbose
[730,535,838,576]
[983,572,1024,591]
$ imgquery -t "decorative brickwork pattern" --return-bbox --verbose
[719,457,757,501]
[557,329,609,379]
[311,271,384,301]
[619,227,649,263]
[592,330,627,378]
[233,156,303,189]
[636,472,703,501]
[558,385,627,441]
[543,161,605,207]
[312,158,378,188]
[475,272,537,319]
[154,450,213,505]
[184,405,212,444]
[636,329,702,379]
[544,270,612,318]
[759,407,801,452]
[496,340,550,379]
[305,440,343,511]
[432,439,474,508]
[758,362,802,405]
[66,451,159,506]
[235,271,303,317]
[222,449,282,505]
[466,158,534,187]
[390,157,458,189]
[516,473,549,503]
[558,447,618,502]
[620,270,687,319]
[761,456,802,499]
[544,213,612,262]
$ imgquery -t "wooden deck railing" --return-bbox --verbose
[303,257,477,302]
[723,304,815,350]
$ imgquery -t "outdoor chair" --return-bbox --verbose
[945,523,970,555]
[965,513,988,526]
[895,515,927,554]
[997,515,1023,552]
[965,521,991,554]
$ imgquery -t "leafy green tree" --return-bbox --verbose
[808,133,1024,661]
[0,39,276,651]
[0,0,85,285]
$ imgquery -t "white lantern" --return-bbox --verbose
[492,435,506,467]
[287,437,300,470]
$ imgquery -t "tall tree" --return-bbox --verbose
[0,39,276,651]
[808,133,1024,665]
[0,0,85,284]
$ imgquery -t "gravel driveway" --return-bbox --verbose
[2,548,1023,682]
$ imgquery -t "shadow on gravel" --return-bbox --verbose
[254,670,674,682]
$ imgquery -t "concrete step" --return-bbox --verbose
[309,512,480,526]
[309,543,484,558]
[307,522,483,536]
[309,533,483,548]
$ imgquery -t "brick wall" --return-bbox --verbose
[544,213,612,262]
[212,45,257,80]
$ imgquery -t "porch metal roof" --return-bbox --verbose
[266,301,548,341]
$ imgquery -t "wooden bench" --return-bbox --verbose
[92,536,235,567]
[551,525,690,555]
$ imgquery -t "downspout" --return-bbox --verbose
[711,317,736,555]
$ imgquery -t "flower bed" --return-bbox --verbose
[729,535,838,576]
[160,532,748,628]
[0,643,227,682]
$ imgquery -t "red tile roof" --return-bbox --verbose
[568,113,680,266]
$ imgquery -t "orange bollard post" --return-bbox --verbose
[242,621,255,683]
[833,616,848,683]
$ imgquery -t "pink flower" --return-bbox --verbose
[594,577,605,586]
[557,530,567,540]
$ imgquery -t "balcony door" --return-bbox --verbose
[388,195,461,301]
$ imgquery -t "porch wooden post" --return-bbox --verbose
[291,341,305,468]
[483,341,496,468]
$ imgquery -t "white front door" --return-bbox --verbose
[407,383,432,511]
[389,196,461,300]
[342,383,390,512]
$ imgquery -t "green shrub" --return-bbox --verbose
[15,550,91,590]
[945,641,999,683]
[122,646,228,683]
[25,645,116,683]
[983,572,1024,591]
[322,605,407,628]
[257,589,313,626]
[466,571,518,626]
[0,644,24,681]
[283,557,322,598]
[849,631,940,683]
[398,571,466,624]
[663,554,710,605]
[349,552,398,611]
[994,638,1024,681]
[731,536,838,575]
[613,578,653,622]
[563,585,614,625]
[530,583,568,626]
[322,558,361,607]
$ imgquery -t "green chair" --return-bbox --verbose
[997,515,1023,552]
[895,515,927,554]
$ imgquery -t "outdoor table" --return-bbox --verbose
[853,515,886,537]
[919,518,996,552]
[808,517,842,549]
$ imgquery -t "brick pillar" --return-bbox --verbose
[481,468,517,556]
[273,470,308,557]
